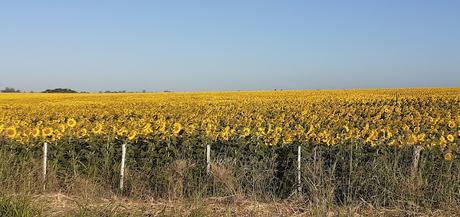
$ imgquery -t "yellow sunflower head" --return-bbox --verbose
[128,130,137,141]
[283,133,293,145]
[172,123,183,136]
[6,127,17,139]
[386,130,393,139]
[448,121,456,129]
[275,127,283,134]
[92,123,103,134]
[77,128,88,138]
[67,118,77,128]
[42,127,53,137]
[447,134,455,143]
[117,128,128,137]
[440,136,447,149]
[417,133,426,142]
[159,122,166,133]
[242,127,251,137]
[407,134,418,145]
[413,126,421,134]
[32,128,41,138]
[59,124,66,133]
[444,152,453,161]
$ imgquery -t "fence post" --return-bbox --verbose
[206,144,211,174]
[120,143,126,191]
[43,142,48,191]
[297,145,302,194]
[411,145,422,179]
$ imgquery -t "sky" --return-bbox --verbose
[1,0,459,92]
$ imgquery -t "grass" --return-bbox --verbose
[0,194,41,217]
[1,141,460,216]
[1,193,459,217]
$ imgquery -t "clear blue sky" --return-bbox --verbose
[1,0,459,92]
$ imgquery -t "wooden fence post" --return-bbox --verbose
[120,143,126,191]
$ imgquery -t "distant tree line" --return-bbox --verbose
[1,87,21,93]
[1,87,79,93]
[99,90,127,93]
[2,87,161,93]
[41,88,78,93]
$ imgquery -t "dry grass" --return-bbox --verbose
[211,160,240,196]
[2,147,460,216]
[167,159,196,200]
[23,193,459,217]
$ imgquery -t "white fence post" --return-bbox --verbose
[120,143,126,191]
[297,145,302,194]
[43,142,48,191]
[206,144,211,174]
[411,145,422,179]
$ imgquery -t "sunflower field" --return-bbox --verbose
[1,89,460,208]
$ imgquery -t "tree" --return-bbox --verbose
[1,87,20,93]
[41,88,78,93]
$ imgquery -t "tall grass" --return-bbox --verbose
[1,138,459,212]
[0,195,41,217]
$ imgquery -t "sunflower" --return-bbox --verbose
[77,128,88,138]
[205,123,215,137]
[67,118,77,128]
[220,129,230,141]
[413,126,420,134]
[448,121,456,129]
[143,123,152,131]
[42,127,53,137]
[275,127,283,135]
[440,136,447,149]
[306,126,314,135]
[32,128,40,138]
[59,124,66,133]
[417,133,426,142]
[172,123,183,136]
[117,128,128,137]
[406,134,417,145]
[92,124,103,134]
[447,134,455,143]
[159,122,166,133]
[53,129,62,141]
[283,133,293,145]
[142,124,153,135]
[241,127,251,137]
[444,152,453,161]
[185,124,196,134]
[128,130,137,141]
[389,139,396,146]
[256,127,266,137]
[386,130,393,139]
[345,130,353,140]
[6,127,17,139]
